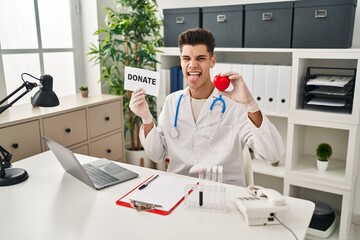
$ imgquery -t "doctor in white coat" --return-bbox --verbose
[130,28,284,186]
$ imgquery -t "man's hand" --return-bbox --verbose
[220,72,260,113]
[129,88,153,124]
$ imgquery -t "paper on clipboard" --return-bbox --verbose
[116,174,198,215]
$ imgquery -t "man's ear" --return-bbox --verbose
[210,55,216,68]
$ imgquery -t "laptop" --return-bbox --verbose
[43,136,139,190]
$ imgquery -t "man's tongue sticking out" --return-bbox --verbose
[188,72,200,84]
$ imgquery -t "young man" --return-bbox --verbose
[129,28,284,186]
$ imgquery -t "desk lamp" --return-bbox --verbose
[0,73,60,186]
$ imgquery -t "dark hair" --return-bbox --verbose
[178,28,215,55]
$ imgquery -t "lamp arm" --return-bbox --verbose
[0,81,37,114]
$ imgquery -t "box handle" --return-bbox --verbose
[262,12,273,21]
[217,15,226,23]
[176,16,185,24]
[315,10,327,18]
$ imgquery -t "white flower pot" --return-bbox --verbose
[125,149,155,169]
[317,160,329,172]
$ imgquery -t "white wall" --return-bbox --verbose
[85,0,360,217]
[79,0,102,96]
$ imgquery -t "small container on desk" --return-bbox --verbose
[302,67,356,113]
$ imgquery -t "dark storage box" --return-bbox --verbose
[202,5,244,48]
[163,8,202,47]
[244,1,294,48]
[292,0,357,48]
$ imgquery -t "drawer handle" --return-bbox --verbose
[65,128,71,133]
[176,16,184,24]
[262,12,273,21]
[257,96,261,101]
[269,97,273,102]
[281,99,286,103]
[105,116,110,121]
[315,10,327,18]
[106,149,112,153]
[217,15,226,23]
[12,143,19,149]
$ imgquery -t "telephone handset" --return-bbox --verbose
[255,188,286,206]
[233,185,289,226]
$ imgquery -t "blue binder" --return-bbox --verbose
[170,66,184,93]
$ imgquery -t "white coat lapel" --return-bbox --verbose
[181,88,196,126]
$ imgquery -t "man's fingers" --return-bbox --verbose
[131,95,145,107]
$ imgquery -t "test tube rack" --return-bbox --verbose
[184,183,227,213]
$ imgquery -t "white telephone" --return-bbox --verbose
[233,185,289,226]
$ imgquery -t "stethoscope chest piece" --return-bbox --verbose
[170,127,179,138]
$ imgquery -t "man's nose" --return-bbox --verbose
[189,60,198,68]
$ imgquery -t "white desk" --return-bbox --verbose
[0,151,315,240]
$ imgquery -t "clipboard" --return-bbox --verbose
[116,174,198,215]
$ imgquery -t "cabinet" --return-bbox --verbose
[0,94,125,162]
[156,47,360,240]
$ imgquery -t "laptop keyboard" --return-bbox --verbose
[83,164,119,186]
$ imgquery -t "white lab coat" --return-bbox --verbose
[140,87,284,186]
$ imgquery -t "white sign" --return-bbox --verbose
[124,66,160,97]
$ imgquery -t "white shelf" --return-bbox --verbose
[290,156,348,190]
[290,109,359,125]
[252,158,285,178]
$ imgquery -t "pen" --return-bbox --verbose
[139,174,159,190]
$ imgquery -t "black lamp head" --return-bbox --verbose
[31,74,60,107]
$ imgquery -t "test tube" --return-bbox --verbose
[212,165,217,182]
[217,165,223,183]
[206,166,212,182]
[198,168,205,207]
[198,168,205,182]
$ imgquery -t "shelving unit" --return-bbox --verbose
[156,47,360,240]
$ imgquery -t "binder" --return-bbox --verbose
[265,65,279,113]
[170,66,184,93]
[170,66,179,93]
[253,64,266,110]
[277,65,292,114]
[211,63,232,79]
[116,174,198,215]
[243,64,254,95]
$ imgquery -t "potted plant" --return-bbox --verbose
[88,0,163,167]
[316,143,332,172]
[79,85,89,97]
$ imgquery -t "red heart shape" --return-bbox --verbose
[213,74,230,91]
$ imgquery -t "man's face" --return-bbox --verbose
[180,44,216,91]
